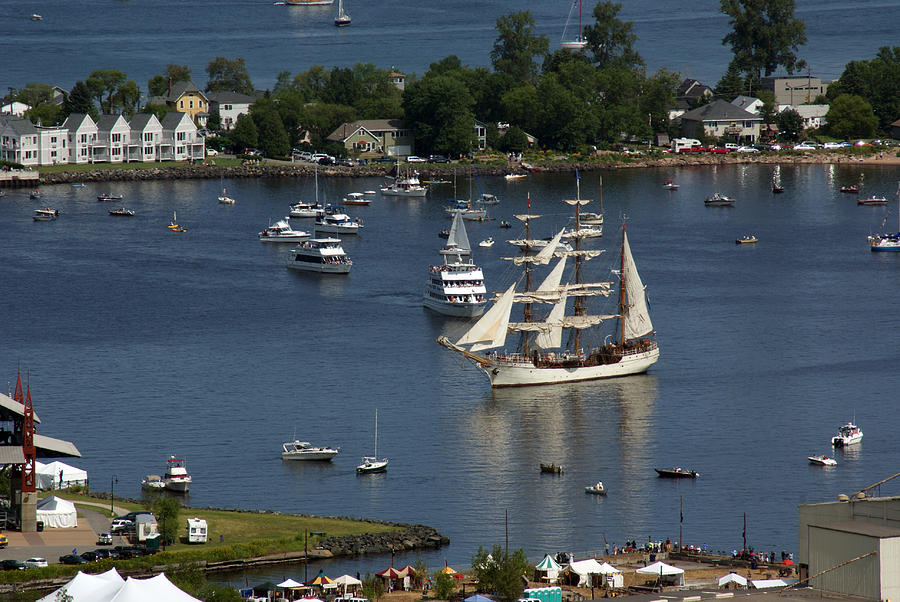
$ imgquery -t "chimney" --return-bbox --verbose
[168,77,173,97]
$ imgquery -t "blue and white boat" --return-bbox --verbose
[868,183,900,251]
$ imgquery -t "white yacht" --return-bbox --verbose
[287,238,352,274]
[281,440,341,461]
[289,201,325,218]
[424,211,487,317]
[315,208,362,235]
[380,162,427,197]
[163,456,192,493]
[831,422,863,447]
[258,217,311,243]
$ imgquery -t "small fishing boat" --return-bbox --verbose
[33,208,59,221]
[663,178,679,190]
[363,190,377,195]
[504,174,527,181]
[259,217,310,243]
[438,229,450,239]
[808,455,836,466]
[705,193,735,206]
[168,212,186,232]
[29,189,42,200]
[498,220,511,229]
[540,463,564,474]
[736,235,758,244]
[655,467,699,478]
[71,183,86,189]
[478,237,494,248]
[585,481,606,495]
[109,208,135,216]
[97,193,123,202]
[858,196,887,206]
[831,422,863,447]
[840,185,860,193]
[343,192,370,205]
[31,13,42,20]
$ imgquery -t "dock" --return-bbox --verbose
[0,168,40,188]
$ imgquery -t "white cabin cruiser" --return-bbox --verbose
[831,422,863,447]
[808,455,837,466]
[141,474,165,490]
[424,211,487,318]
[287,238,352,274]
[315,209,362,234]
[289,201,325,218]
[259,217,311,243]
[281,440,340,461]
[164,456,192,492]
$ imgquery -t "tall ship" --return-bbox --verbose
[424,211,487,317]
[438,184,659,387]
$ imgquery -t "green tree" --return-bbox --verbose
[251,98,290,157]
[231,114,259,152]
[757,89,777,130]
[640,68,681,134]
[826,94,878,139]
[431,571,456,599]
[776,107,803,140]
[165,64,192,84]
[501,85,541,136]
[150,495,180,546]
[273,70,295,95]
[142,103,171,122]
[113,80,141,116]
[498,126,529,152]
[63,81,96,117]
[360,572,385,602]
[293,65,330,102]
[472,545,530,602]
[715,60,746,100]
[205,57,254,95]
[86,69,128,114]
[25,103,63,126]
[14,83,55,107]
[490,11,549,85]
[403,74,476,156]
[828,47,900,133]
[298,102,356,148]
[148,75,168,97]
[148,64,193,97]
[583,1,643,69]
[720,0,807,81]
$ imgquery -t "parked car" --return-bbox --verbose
[0,559,24,571]
[708,147,731,154]
[724,143,740,150]
[110,518,133,533]
[97,532,113,545]
[59,554,87,565]
[0,533,7,548]
[374,156,396,163]
[338,159,355,167]
[297,151,313,161]
[406,155,426,163]
[205,148,218,157]
[23,557,48,568]
[79,551,99,562]
[792,142,817,150]
[428,154,449,163]
[823,142,843,149]
[736,146,759,153]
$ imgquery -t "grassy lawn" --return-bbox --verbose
[38,158,243,173]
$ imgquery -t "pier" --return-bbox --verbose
[0,168,39,188]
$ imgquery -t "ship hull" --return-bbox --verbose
[423,295,486,317]
[478,346,659,387]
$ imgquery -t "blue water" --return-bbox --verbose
[2,164,900,582]
[4,0,900,93]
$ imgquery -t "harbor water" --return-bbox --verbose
[1,163,899,580]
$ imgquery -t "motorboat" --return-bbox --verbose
[655,467,699,478]
[579,212,603,226]
[424,211,487,318]
[29,189,42,200]
[663,179,679,190]
[71,183,86,189]
[290,201,325,218]
[259,217,311,243]
[342,192,370,205]
[772,183,785,193]
[285,0,333,5]
[363,190,376,195]
[831,422,863,447]
[504,174,527,181]
[858,196,887,206]
[808,455,837,466]
[499,220,511,228]
[705,193,735,206]
[869,184,900,251]
[33,208,59,221]
[736,235,758,244]
[315,209,362,235]
[97,193,123,202]
[286,238,352,274]
[380,163,427,197]
[840,185,860,193]
[540,463,564,474]
[507,237,573,252]
[281,440,340,461]
[141,474,165,490]
[163,456,192,492]
[585,481,606,495]
[446,200,487,221]
[481,193,501,205]
[479,237,494,248]
[109,208,135,216]
[357,409,388,474]
[31,13,42,20]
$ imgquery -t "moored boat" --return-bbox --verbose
[33,208,59,221]
[585,481,606,495]
[281,440,340,461]
[808,455,836,466]
[868,183,900,251]
[259,217,311,243]
[97,193,123,202]
[772,183,785,193]
[109,208,135,216]
[141,474,165,490]
[218,188,236,204]
[286,238,352,274]
[381,162,427,197]
[315,208,362,235]
[163,456,192,492]
[504,174,527,181]
[342,192,370,205]
[840,185,860,193]
[334,0,350,26]
[29,189,42,200]
[560,0,587,49]
[655,467,699,478]
[705,193,735,206]
[831,422,863,447]
[540,463,564,474]
[736,235,758,244]
[285,0,333,5]
[663,178,679,190]
[357,409,388,474]
[479,237,494,248]
[858,196,887,206]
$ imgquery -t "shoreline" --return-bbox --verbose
[25,151,900,187]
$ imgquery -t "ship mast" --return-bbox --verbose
[573,179,584,352]
[619,219,627,346]
[523,193,533,356]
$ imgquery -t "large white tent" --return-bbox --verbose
[564,558,616,587]
[35,460,88,490]
[108,574,202,601]
[718,573,748,588]
[636,561,685,586]
[36,495,77,528]
[37,569,124,602]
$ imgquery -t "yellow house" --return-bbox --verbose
[154,80,210,126]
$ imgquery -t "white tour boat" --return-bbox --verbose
[831,422,863,447]
[281,440,341,461]
[357,409,388,474]
[438,179,659,388]
[164,456,192,492]
[258,217,311,243]
[287,238,352,274]
[423,211,488,318]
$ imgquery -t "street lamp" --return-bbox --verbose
[110,475,118,516]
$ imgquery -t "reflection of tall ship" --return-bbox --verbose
[285,0,334,5]
[424,211,487,317]
[438,182,659,387]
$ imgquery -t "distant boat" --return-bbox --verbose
[141,475,165,490]
[772,183,784,193]
[357,409,388,474]
[334,0,350,26]
[479,237,494,248]
[655,467,699,478]
[663,178,679,190]
[858,196,887,206]
[504,174,527,181]
[281,440,340,461]
[540,463,564,474]
[705,193,735,206]
[869,183,900,251]
[97,193,123,202]
[33,208,58,221]
[840,185,860,193]
[285,0,333,5]
[29,189,41,200]
[71,183,86,189]
[585,481,606,495]
[560,0,587,49]
[808,455,836,466]
[735,235,758,244]
[30,13,42,20]
[343,192,370,205]
[259,217,310,243]
[163,456,192,492]
[168,211,187,232]
[109,208,135,216]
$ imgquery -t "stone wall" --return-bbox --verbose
[318,524,449,556]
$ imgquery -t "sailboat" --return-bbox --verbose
[218,176,235,204]
[561,0,587,50]
[168,211,187,232]
[334,0,350,26]
[424,211,488,317]
[357,409,388,473]
[868,182,900,251]
[437,182,659,388]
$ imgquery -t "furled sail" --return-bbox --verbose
[445,211,470,253]
[622,231,654,339]
[456,283,516,351]
[505,228,567,265]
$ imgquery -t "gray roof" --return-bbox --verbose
[61,113,92,130]
[166,80,206,103]
[0,392,41,423]
[680,99,760,122]
[207,91,256,104]
[731,95,761,109]
[34,434,81,458]
[0,447,26,465]
[1,117,37,135]
[160,111,187,129]
[327,119,406,142]
[129,113,157,131]
[96,114,126,132]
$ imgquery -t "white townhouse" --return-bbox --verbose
[95,114,131,163]
[160,111,204,161]
[207,91,255,131]
[62,113,98,164]
[36,125,68,165]
[0,116,40,166]
[128,113,164,162]
[777,104,829,131]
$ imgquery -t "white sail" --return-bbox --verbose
[506,228,567,265]
[622,231,654,339]
[509,313,614,333]
[456,283,516,351]
[535,292,567,349]
[514,213,542,222]
[446,210,470,252]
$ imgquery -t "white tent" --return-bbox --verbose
[35,460,88,490]
[108,574,201,602]
[565,558,609,587]
[636,561,685,586]
[718,573,748,588]
[334,574,362,595]
[37,569,125,602]
[535,554,562,583]
[36,495,77,528]
[277,579,304,588]
[751,579,795,589]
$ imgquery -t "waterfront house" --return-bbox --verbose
[776,104,829,131]
[35,125,68,165]
[473,119,487,150]
[160,111,205,161]
[0,116,40,166]
[389,71,406,91]
[95,115,130,163]
[62,113,98,164]
[207,91,255,131]
[150,80,210,126]
[760,75,829,105]
[731,95,763,115]
[1,101,30,118]
[327,119,414,157]
[128,113,164,162]
[678,99,761,143]
[676,79,714,110]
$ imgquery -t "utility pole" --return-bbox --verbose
[505,509,508,554]
[679,496,683,551]
[110,475,117,516]
[743,513,747,552]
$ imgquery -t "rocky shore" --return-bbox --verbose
[317,524,449,557]
[33,150,894,186]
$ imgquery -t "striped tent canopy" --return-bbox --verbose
[535,554,562,571]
